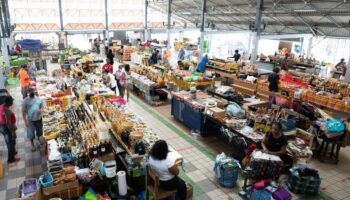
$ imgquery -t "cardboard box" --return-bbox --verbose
[207,107,226,119]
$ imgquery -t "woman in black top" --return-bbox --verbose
[268,68,280,92]
[262,123,292,165]
[107,49,115,65]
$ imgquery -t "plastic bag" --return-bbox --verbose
[226,102,245,118]
[326,119,345,133]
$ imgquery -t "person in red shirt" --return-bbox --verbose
[102,58,113,73]
[0,96,20,163]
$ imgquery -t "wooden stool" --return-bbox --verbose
[317,134,344,164]
[146,167,176,200]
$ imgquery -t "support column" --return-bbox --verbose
[250,0,263,63]
[306,36,313,58]
[144,0,149,42]
[1,38,10,73]
[166,0,172,50]
[246,32,252,56]
[0,38,10,89]
[104,0,108,32]
[345,55,350,82]
[199,0,207,57]
[58,0,64,32]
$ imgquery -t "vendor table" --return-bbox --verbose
[171,96,218,135]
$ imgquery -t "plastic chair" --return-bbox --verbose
[146,167,176,200]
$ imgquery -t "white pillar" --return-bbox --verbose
[306,36,313,58]
[345,55,350,82]
[166,0,172,50]
[246,32,252,56]
[250,32,259,63]
[1,38,10,73]
[0,38,9,89]
[199,0,207,58]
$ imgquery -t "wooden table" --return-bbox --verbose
[206,68,236,79]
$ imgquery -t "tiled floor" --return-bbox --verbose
[0,85,47,200]
[2,60,350,200]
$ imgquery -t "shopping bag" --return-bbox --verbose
[288,166,321,195]
[272,187,292,200]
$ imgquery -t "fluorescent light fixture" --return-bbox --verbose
[182,11,192,15]
[294,9,316,12]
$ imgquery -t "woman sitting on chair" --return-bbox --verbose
[261,123,293,165]
[149,140,187,200]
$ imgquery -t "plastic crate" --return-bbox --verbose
[39,172,53,188]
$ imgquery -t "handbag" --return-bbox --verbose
[272,187,292,200]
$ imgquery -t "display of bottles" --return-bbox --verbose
[77,153,89,169]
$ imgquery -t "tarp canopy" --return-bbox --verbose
[17,39,43,52]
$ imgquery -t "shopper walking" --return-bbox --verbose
[115,65,126,97]
[117,45,124,63]
[178,47,185,61]
[22,88,44,152]
[196,54,209,73]
[268,68,280,93]
[124,64,131,102]
[0,96,20,163]
[17,64,31,98]
[28,59,37,82]
[149,140,187,200]
[107,49,115,65]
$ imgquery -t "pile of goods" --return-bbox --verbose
[208,59,238,71]
[101,102,161,155]
[239,64,258,75]
[132,65,166,87]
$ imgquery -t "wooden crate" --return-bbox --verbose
[42,180,79,198]
[232,79,257,97]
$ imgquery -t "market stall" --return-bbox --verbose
[129,65,168,105]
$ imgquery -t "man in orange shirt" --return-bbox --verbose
[17,65,31,98]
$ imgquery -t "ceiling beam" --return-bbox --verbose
[210,20,350,28]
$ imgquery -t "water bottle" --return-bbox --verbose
[141,157,148,175]
[126,155,133,172]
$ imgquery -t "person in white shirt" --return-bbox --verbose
[115,65,126,97]
[149,140,187,200]
[102,70,117,93]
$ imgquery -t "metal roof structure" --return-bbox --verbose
[149,0,350,38]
